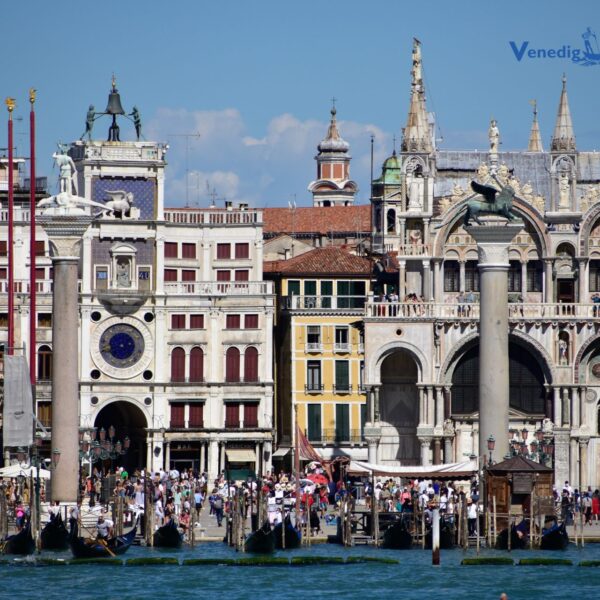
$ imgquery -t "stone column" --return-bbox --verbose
[39,212,92,503]
[433,259,442,302]
[459,261,466,293]
[164,441,171,471]
[422,260,431,301]
[553,387,562,427]
[572,387,580,429]
[466,220,522,463]
[420,437,431,466]
[520,261,527,297]
[208,439,219,480]
[146,433,152,469]
[443,437,453,464]
[553,429,570,490]
[544,259,554,303]
[569,438,579,488]
[373,386,380,422]
[579,438,589,490]
[562,388,570,426]
[418,385,425,425]
[578,258,588,303]
[435,386,444,429]
[398,261,406,300]
[427,385,435,426]
[433,439,442,465]
[364,426,382,464]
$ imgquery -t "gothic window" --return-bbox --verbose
[244,347,259,382]
[527,260,543,292]
[465,260,479,292]
[508,261,521,292]
[189,347,204,382]
[170,347,185,382]
[590,260,600,292]
[225,347,240,382]
[37,345,52,381]
[444,261,460,292]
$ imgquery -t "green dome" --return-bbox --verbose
[374,151,403,185]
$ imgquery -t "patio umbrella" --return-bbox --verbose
[306,473,328,486]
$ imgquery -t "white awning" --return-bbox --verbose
[226,449,256,463]
[348,459,477,478]
[272,447,291,458]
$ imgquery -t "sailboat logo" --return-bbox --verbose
[573,27,600,66]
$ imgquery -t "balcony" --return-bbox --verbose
[365,301,600,323]
[305,383,324,394]
[332,383,351,395]
[305,342,323,353]
[0,280,53,294]
[163,280,272,296]
[285,295,366,311]
[333,342,351,353]
[164,208,262,226]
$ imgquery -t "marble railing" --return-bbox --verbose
[163,280,272,295]
[164,208,262,225]
[365,301,600,320]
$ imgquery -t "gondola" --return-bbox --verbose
[2,523,35,555]
[153,518,183,548]
[425,520,456,549]
[382,517,413,549]
[41,513,70,551]
[496,521,529,550]
[244,520,275,554]
[273,516,301,549]
[540,521,569,550]
[69,521,137,559]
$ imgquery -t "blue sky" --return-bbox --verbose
[3,0,600,207]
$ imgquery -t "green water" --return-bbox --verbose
[1,543,599,599]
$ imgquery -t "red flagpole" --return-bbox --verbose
[6,98,15,356]
[29,89,37,384]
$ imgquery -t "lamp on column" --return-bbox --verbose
[487,435,495,465]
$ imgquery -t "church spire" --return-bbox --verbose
[527,100,543,152]
[551,75,576,152]
[401,38,432,153]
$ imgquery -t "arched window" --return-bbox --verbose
[170,347,185,382]
[244,347,259,382]
[451,343,545,415]
[189,347,204,382]
[387,209,396,233]
[37,345,52,381]
[225,347,240,383]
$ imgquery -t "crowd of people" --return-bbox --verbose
[557,481,600,526]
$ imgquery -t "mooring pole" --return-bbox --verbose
[432,508,440,565]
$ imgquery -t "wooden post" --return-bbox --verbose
[0,486,7,539]
[476,500,480,554]
[421,502,425,549]
[372,474,379,547]
[492,496,497,548]
[432,508,440,565]
[507,514,512,552]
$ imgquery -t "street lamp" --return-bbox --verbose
[487,435,495,465]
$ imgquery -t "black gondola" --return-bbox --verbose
[69,521,137,559]
[541,521,569,550]
[244,520,275,554]
[425,519,456,549]
[41,513,70,551]
[273,516,301,549]
[496,521,529,550]
[153,518,183,548]
[382,517,413,549]
[1,523,35,555]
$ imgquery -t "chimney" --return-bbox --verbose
[225,200,233,211]
[239,202,248,211]
[284,247,290,260]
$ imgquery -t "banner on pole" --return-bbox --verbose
[2,355,33,448]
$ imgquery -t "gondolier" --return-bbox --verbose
[97,512,114,540]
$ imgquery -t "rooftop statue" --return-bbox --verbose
[463,178,519,226]
[38,144,107,214]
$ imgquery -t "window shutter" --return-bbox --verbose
[170,347,186,382]
[244,347,259,382]
[189,347,204,382]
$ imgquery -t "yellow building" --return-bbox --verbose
[265,246,373,467]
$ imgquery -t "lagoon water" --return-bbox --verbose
[1,542,599,599]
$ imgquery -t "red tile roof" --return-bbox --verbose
[263,205,371,236]
[264,246,373,276]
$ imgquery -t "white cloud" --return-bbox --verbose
[147,107,395,207]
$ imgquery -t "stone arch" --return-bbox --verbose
[432,196,550,258]
[403,155,428,175]
[439,329,556,385]
[574,330,600,381]
[580,202,600,255]
[92,397,149,471]
[366,340,428,386]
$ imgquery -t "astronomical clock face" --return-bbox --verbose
[99,324,145,368]
[91,316,153,379]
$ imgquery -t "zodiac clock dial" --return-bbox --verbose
[99,323,145,368]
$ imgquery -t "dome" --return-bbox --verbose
[317,107,350,153]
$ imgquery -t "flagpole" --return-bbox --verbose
[29,89,37,384]
[5,97,15,356]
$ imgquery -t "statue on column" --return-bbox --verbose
[54,143,78,196]
[488,119,500,153]
[463,179,519,225]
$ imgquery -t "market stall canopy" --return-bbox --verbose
[348,459,478,479]
[0,464,51,479]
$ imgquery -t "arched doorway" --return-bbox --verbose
[94,400,147,473]
[451,342,547,416]
[379,350,420,464]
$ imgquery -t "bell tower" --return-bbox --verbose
[308,103,357,207]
